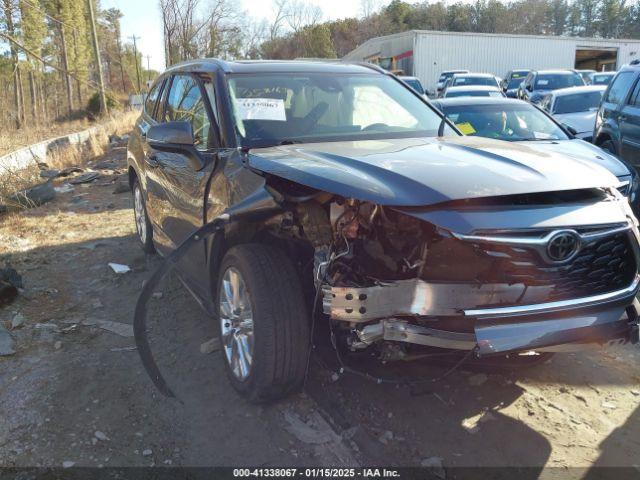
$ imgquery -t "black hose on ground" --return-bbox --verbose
[133,216,229,400]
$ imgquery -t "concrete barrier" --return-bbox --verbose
[0,125,103,174]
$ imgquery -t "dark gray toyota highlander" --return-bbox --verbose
[127,59,640,402]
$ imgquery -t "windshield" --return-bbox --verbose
[534,73,584,90]
[445,89,503,98]
[227,73,447,148]
[403,78,424,95]
[440,103,569,141]
[591,74,614,85]
[553,91,603,114]
[453,76,497,87]
[507,77,525,89]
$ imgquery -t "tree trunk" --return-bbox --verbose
[29,70,38,123]
[17,66,26,126]
[59,25,74,116]
[2,0,22,129]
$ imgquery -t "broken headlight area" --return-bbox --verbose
[311,197,640,359]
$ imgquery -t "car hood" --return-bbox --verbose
[514,139,631,178]
[553,111,597,134]
[247,136,619,207]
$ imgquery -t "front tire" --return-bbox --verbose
[132,178,155,254]
[217,244,310,402]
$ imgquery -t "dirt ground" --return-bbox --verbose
[1,141,640,474]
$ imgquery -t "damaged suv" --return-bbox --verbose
[128,60,640,402]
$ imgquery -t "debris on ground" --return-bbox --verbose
[200,338,221,355]
[0,267,22,306]
[377,430,394,445]
[94,431,109,441]
[62,461,75,468]
[142,449,153,457]
[112,177,130,194]
[83,319,134,338]
[54,341,62,350]
[6,181,55,209]
[467,373,488,386]
[10,313,25,330]
[283,411,334,445]
[40,169,61,179]
[421,456,446,479]
[0,323,16,356]
[69,171,100,185]
[54,184,74,194]
[59,166,83,177]
[108,263,131,274]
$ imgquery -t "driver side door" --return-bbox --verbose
[148,73,220,296]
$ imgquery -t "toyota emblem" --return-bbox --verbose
[546,231,580,262]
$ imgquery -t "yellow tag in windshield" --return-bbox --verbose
[456,122,476,135]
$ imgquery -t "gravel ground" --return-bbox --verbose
[1,142,639,474]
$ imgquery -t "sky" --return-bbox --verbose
[102,0,392,72]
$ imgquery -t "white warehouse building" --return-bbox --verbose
[342,30,640,92]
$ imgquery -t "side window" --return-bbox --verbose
[605,72,636,105]
[164,74,212,151]
[144,80,164,119]
[631,79,640,107]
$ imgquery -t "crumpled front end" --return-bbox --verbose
[318,189,640,357]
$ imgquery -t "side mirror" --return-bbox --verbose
[146,121,205,171]
[147,121,195,147]
[563,124,578,136]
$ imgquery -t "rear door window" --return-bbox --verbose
[144,79,164,120]
[605,72,636,105]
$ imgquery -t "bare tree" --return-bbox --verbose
[285,0,322,33]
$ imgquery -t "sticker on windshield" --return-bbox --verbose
[456,122,476,135]
[235,98,286,121]
[533,131,553,139]
[537,79,549,86]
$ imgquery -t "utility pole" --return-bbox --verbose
[117,35,126,92]
[129,35,142,93]
[87,0,108,115]
[146,55,151,84]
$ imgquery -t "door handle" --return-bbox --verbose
[145,154,160,168]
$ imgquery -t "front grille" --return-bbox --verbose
[479,231,636,302]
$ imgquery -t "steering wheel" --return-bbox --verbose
[362,123,389,132]
[298,102,329,134]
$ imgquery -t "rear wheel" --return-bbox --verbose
[132,178,155,253]
[217,244,310,402]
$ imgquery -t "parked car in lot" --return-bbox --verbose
[441,73,501,96]
[128,59,640,401]
[431,96,639,212]
[502,69,530,97]
[399,75,426,96]
[436,69,469,96]
[442,85,505,98]
[575,69,597,84]
[593,61,640,166]
[518,69,585,104]
[590,71,616,86]
[539,85,606,142]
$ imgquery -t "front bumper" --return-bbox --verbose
[323,219,640,355]
[325,278,640,355]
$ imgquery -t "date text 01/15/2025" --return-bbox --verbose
[232,468,401,478]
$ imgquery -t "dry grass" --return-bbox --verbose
[0,110,139,207]
[0,118,91,157]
